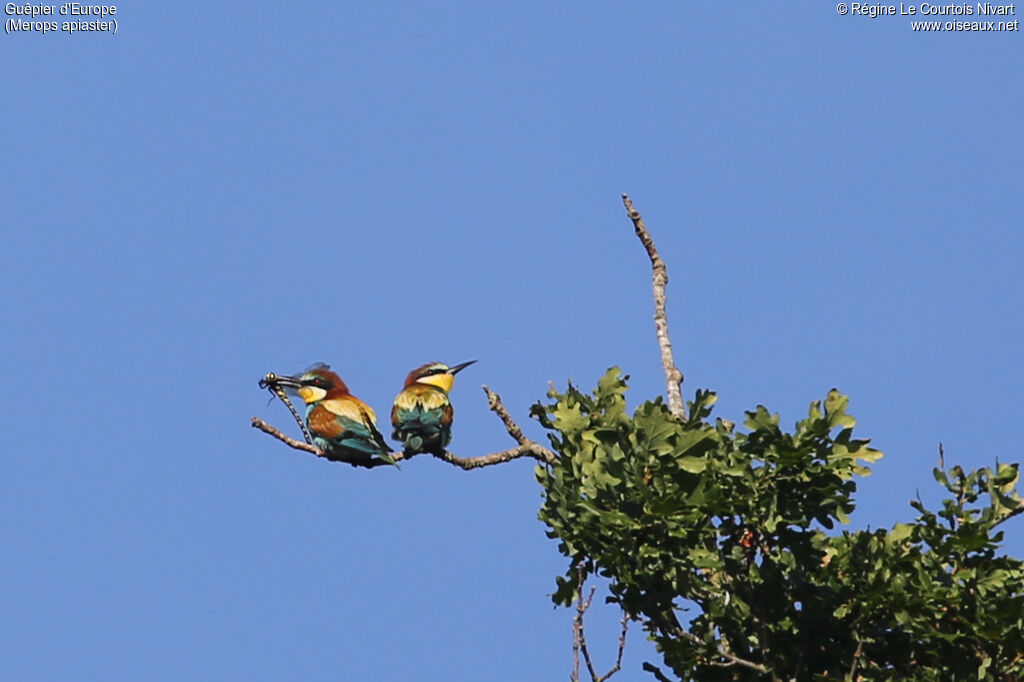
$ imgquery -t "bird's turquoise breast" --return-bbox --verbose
[392,405,451,453]
[395,404,445,428]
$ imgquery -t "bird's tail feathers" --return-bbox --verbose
[358,406,400,468]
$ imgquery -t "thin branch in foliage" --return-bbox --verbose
[656,621,771,675]
[622,194,686,420]
[849,637,864,681]
[252,383,556,470]
[937,442,1024,531]
[991,499,1024,530]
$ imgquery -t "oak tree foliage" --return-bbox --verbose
[533,368,1024,681]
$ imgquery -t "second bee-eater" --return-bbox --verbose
[266,363,396,466]
[391,360,476,455]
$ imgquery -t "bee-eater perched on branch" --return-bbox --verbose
[263,363,396,466]
[391,360,476,455]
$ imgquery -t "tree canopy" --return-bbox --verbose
[536,369,1023,680]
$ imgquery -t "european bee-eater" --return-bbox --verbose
[391,360,476,455]
[264,363,396,465]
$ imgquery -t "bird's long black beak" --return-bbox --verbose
[448,360,477,375]
[259,372,305,390]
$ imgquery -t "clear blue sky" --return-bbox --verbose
[2,3,1021,680]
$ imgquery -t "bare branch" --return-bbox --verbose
[418,387,556,468]
[252,383,557,470]
[597,611,630,682]
[576,580,599,681]
[580,604,599,680]
[477,385,557,463]
[573,579,583,682]
[430,444,554,470]
[572,567,630,682]
[251,417,321,455]
[484,385,530,444]
[622,194,686,421]
[250,417,404,469]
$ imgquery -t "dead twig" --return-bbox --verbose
[572,567,630,682]
[622,194,686,421]
[604,611,629,682]
[569,569,593,679]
